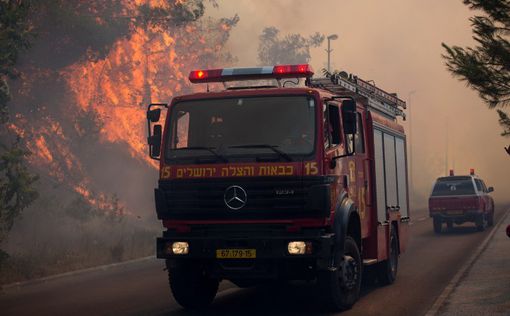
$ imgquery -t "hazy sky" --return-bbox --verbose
[206,0,510,207]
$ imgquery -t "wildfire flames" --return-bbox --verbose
[8,0,236,212]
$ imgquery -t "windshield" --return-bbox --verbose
[431,177,475,196]
[165,95,316,162]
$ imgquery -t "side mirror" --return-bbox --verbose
[341,99,357,135]
[487,186,494,193]
[148,124,162,158]
[147,108,161,122]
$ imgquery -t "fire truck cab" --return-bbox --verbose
[147,64,410,311]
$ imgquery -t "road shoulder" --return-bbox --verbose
[426,207,510,316]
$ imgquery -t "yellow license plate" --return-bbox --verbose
[216,249,256,259]
[447,210,463,215]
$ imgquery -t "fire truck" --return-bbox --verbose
[146,64,410,311]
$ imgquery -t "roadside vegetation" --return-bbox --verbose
[442,0,510,150]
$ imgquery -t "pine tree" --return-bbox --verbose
[442,0,510,146]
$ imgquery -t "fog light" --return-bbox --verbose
[171,242,189,255]
[287,241,312,255]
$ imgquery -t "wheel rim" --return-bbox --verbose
[341,255,359,290]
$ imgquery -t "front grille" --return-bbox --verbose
[156,176,331,220]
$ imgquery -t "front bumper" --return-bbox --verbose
[157,229,335,279]
[430,209,484,222]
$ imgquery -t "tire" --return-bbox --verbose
[377,227,399,285]
[167,262,219,309]
[317,236,362,311]
[488,212,494,227]
[433,218,442,234]
[476,214,488,232]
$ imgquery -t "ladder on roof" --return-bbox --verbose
[308,74,406,120]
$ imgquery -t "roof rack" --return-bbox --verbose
[308,74,406,120]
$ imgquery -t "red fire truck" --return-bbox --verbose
[147,64,410,311]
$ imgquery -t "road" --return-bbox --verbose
[1,207,507,316]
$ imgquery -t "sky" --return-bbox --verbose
[207,0,510,208]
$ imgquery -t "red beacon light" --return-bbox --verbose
[449,169,454,176]
[470,168,475,175]
[188,64,314,83]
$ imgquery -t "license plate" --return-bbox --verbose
[447,210,463,215]
[216,249,256,259]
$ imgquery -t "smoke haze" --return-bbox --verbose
[209,0,510,207]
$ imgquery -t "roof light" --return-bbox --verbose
[189,68,223,82]
[188,64,314,83]
[449,169,454,176]
[470,168,475,175]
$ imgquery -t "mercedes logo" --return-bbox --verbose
[224,185,247,210]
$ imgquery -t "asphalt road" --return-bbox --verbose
[1,206,507,316]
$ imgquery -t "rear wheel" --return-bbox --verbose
[433,218,442,234]
[167,262,219,309]
[476,214,488,232]
[317,236,362,311]
[377,228,399,285]
[488,212,494,227]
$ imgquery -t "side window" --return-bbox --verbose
[174,111,190,149]
[323,103,330,148]
[481,180,487,192]
[325,103,341,148]
[355,112,365,153]
[474,179,483,192]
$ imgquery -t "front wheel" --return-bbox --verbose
[476,214,488,232]
[317,236,362,311]
[433,218,442,234]
[167,262,219,310]
[377,228,399,285]
[488,212,494,227]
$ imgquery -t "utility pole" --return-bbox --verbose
[326,34,338,73]
[408,90,416,202]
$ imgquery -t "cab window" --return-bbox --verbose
[355,113,365,153]
[324,103,341,149]
[475,179,486,193]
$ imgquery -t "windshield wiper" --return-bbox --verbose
[228,144,293,161]
[174,146,228,162]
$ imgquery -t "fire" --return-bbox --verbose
[9,0,236,213]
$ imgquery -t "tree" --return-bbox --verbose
[0,0,31,123]
[0,0,38,257]
[442,0,510,143]
[258,27,324,65]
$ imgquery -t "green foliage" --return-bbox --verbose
[0,0,31,123]
[0,139,39,242]
[497,109,510,136]
[258,27,325,65]
[442,0,509,109]
[0,1,38,247]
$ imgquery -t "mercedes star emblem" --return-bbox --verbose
[224,185,247,210]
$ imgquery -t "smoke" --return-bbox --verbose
[210,0,510,208]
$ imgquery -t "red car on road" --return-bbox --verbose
[429,171,494,233]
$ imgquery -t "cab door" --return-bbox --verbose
[323,102,343,206]
[348,111,370,237]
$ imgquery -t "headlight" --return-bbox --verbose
[171,242,189,255]
[287,241,312,255]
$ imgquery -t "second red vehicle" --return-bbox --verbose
[429,170,495,233]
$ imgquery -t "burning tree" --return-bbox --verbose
[1,0,239,279]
